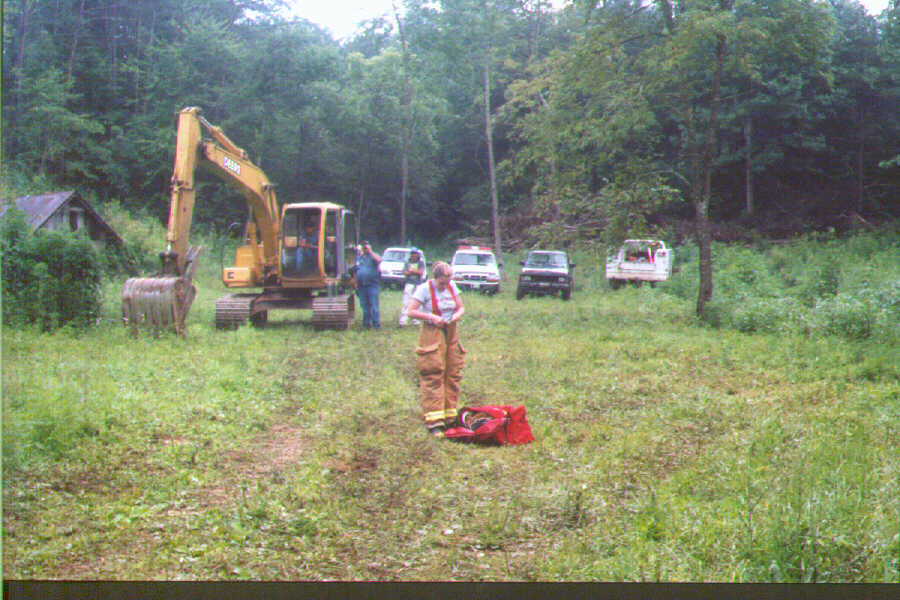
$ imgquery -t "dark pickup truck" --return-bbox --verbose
[516,250,575,300]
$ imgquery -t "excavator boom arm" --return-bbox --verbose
[165,107,280,276]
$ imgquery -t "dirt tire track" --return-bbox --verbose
[26,422,311,580]
[181,421,313,511]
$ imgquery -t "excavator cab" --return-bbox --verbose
[280,207,317,277]
[279,203,356,284]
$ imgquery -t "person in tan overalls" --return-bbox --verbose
[406,261,466,437]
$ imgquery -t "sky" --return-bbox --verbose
[284,0,893,42]
[284,0,401,40]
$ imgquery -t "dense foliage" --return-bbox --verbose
[3,0,898,249]
[661,227,900,341]
[1,209,103,330]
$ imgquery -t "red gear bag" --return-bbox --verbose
[443,405,535,445]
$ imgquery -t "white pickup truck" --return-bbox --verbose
[605,239,673,288]
[451,245,501,294]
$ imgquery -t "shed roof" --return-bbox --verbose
[1,190,123,245]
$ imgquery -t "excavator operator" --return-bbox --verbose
[297,218,319,276]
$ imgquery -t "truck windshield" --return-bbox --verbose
[454,253,494,266]
[383,250,408,261]
[526,253,565,267]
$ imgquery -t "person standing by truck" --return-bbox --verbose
[406,261,465,437]
[355,241,382,329]
[398,248,424,327]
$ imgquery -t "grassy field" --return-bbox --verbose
[2,236,898,581]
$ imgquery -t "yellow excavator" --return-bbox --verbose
[122,107,358,334]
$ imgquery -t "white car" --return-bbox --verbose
[378,247,427,290]
[451,245,500,294]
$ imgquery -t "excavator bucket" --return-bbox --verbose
[122,276,196,336]
[121,246,201,336]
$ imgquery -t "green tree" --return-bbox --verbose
[644,0,735,314]
[714,0,835,218]
[878,1,900,172]
[8,67,106,181]
[336,47,446,242]
[820,0,900,215]
[500,1,670,247]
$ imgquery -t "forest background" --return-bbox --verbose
[3,0,900,253]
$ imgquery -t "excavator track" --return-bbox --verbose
[215,294,257,330]
[311,294,355,330]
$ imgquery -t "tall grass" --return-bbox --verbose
[661,229,900,343]
[2,227,898,581]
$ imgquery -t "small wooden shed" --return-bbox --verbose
[1,190,123,250]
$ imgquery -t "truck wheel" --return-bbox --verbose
[561,288,571,301]
[516,287,525,300]
[609,279,622,290]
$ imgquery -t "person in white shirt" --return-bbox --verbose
[398,248,424,326]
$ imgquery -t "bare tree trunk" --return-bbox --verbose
[16,1,34,73]
[483,48,503,273]
[696,31,727,316]
[400,143,409,242]
[658,0,676,33]
[527,0,543,64]
[744,116,754,216]
[140,7,158,115]
[393,1,413,243]
[67,0,87,85]
[356,188,365,242]
[106,2,119,95]
[856,136,864,215]
[537,91,559,218]
[9,0,38,149]
[657,0,728,316]
[695,190,714,315]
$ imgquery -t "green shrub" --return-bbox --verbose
[697,296,730,328]
[768,243,799,286]
[1,208,102,330]
[841,230,887,260]
[871,280,900,318]
[809,294,874,341]
[664,229,899,341]
[714,245,783,299]
[731,296,804,334]
[96,201,167,272]
[660,250,697,301]
[794,254,841,307]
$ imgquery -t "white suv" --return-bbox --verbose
[451,245,500,294]
[379,247,427,290]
